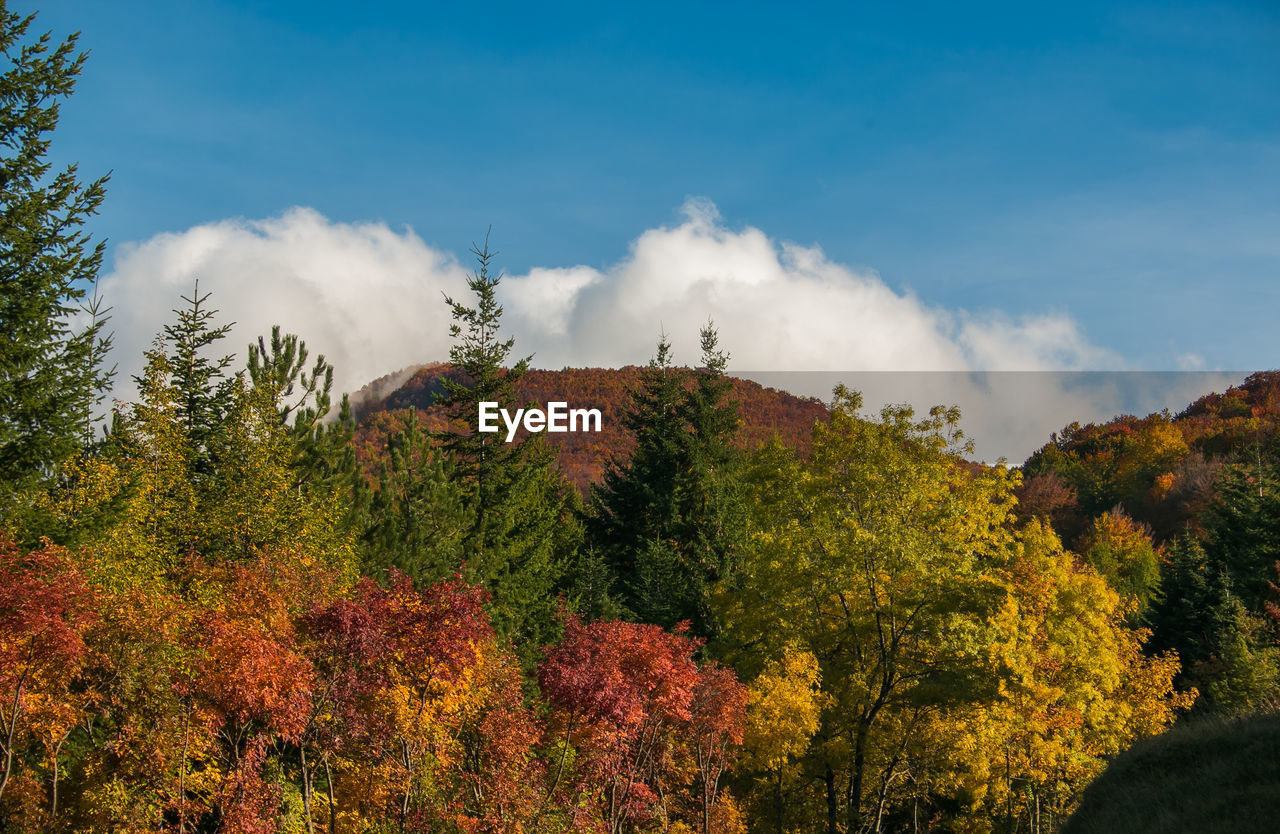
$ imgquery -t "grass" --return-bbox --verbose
[1063,712,1280,834]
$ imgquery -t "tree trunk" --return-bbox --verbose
[775,768,785,834]
[324,755,337,834]
[50,735,63,818]
[848,721,870,833]
[0,673,27,803]
[826,766,839,834]
[301,746,315,834]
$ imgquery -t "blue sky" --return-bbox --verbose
[36,0,1280,372]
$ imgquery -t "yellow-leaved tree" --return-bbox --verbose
[716,388,1190,833]
[716,386,1017,833]
[740,646,825,832]
[977,519,1191,834]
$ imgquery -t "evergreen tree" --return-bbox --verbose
[436,235,529,498]
[587,323,743,636]
[363,407,469,584]
[0,7,111,494]
[434,236,578,655]
[247,323,333,437]
[587,333,686,589]
[160,282,236,478]
[1150,532,1280,714]
[1202,449,1280,613]
[247,324,368,527]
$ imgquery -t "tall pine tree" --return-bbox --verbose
[0,7,111,495]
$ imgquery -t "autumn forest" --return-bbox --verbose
[5,7,1280,834]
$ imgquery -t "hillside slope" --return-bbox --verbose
[1018,371,1280,544]
[1063,713,1280,834]
[353,364,830,491]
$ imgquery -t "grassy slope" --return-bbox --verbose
[1064,713,1280,834]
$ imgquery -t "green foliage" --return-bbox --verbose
[587,324,744,637]
[1150,445,1280,715]
[160,283,236,478]
[1202,450,1280,613]
[717,386,1017,832]
[38,295,358,589]
[248,324,333,435]
[430,236,580,655]
[362,407,469,584]
[435,234,530,487]
[1077,508,1162,623]
[0,6,111,497]
[246,325,367,529]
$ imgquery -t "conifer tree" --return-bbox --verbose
[160,282,236,478]
[434,235,578,655]
[436,234,529,497]
[246,324,369,531]
[587,323,743,636]
[363,407,469,584]
[247,324,334,436]
[0,7,111,493]
[588,333,685,587]
[1202,447,1280,613]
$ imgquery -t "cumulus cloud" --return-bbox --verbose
[99,207,471,405]
[504,199,1115,372]
[97,198,1152,459]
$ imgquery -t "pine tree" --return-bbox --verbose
[246,324,369,530]
[0,7,111,494]
[247,323,334,437]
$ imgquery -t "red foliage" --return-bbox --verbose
[216,739,281,834]
[0,533,98,802]
[689,662,748,833]
[0,533,97,679]
[362,570,492,693]
[539,617,744,832]
[302,593,392,750]
[192,612,313,743]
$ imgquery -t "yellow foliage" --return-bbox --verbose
[742,647,823,774]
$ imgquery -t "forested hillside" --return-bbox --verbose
[353,364,828,491]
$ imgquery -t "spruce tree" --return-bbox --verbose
[587,333,686,586]
[435,235,578,656]
[587,323,743,636]
[1202,448,1280,613]
[363,407,469,584]
[160,283,236,479]
[0,7,111,493]
[436,235,529,497]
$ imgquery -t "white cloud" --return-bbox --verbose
[99,207,470,405]
[97,198,1124,455]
